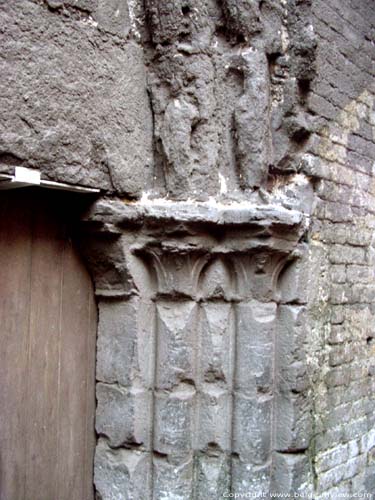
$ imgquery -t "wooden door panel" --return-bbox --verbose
[57,239,96,500]
[0,191,96,500]
[0,196,33,500]
[25,207,65,500]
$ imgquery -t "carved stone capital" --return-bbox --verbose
[80,197,307,299]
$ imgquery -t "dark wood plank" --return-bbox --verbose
[58,237,96,500]
[24,201,65,500]
[0,193,33,500]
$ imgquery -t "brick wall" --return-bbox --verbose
[301,1,375,496]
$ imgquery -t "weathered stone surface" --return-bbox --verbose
[97,299,154,387]
[275,305,312,452]
[199,303,234,385]
[236,301,276,395]
[222,0,263,41]
[154,386,195,455]
[86,0,375,491]
[233,394,272,464]
[199,259,234,301]
[156,301,198,389]
[231,460,270,496]
[196,387,231,451]
[79,234,135,296]
[0,1,152,196]
[233,48,271,189]
[194,454,230,500]
[153,454,194,500]
[143,0,317,199]
[96,383,152,449]
[95,438,151,499]
[271,452,312,496]
[83,196,306,235]
[277,244,310,304]
[93,0,131,36]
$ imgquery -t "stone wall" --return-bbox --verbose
[0,0,153,197]
[1,0,375,498]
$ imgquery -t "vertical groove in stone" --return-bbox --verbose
[231,254,280,495]
[271,297,278,490]
[193,302,204,500]
[230,300,238,495]
[149,299,157,500]
[194,257,235,497]
[147,251,208,499]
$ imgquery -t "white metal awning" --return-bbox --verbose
[0,167,100,194]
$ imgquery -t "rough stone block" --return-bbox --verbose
[196,386,231,452]
[96,383,152,449]
[352,284,375,303]
[330,264,347,284]
[194,454,230,500]
[360,429,375,454]
[329,345,353,366]
[329,284,352,304]
[347,264,374,283]
[316,445,349,473]
[93,0,130,36]
[81,235,135,296]
[277,305,308,369]
[47,0,98,11]
[324,402,351,428]
[236,301,276,395]
[0,2,153,196]
[278,245,310,304]
[330,306,345,325]
[343,417,368,441]
[153,454,193,500]
[233,48,270,189]
[318,455,367,491]
[94,439,151,500]
[97,299,154,387]
[328,324,349,344]
[233,394,272,464]
[199,303,234,386]
[325,367,351,387]
[154,386,195,455]
[156,301,197,390]
[271,452,311,495]
[329,245,366,265]
[274,392,312,452]
[231,459,270,496]
[315,426,345,453]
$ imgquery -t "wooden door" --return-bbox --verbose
[0,190,96,500]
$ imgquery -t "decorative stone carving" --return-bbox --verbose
[81,197,311,498]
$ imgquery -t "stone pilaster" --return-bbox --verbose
[79,198,312,499]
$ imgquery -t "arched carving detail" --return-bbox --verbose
[231,251,288,301]
[198,256,234,301]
